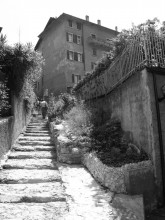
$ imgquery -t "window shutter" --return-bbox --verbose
[79,75,81,81]
[72,74,75,83]
[67,50,69,59]
[74,52,78,61]
[66,32,69,41]
[73,34,77,43]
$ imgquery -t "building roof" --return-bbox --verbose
[35,13,119,50]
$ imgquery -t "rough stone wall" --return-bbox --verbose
[82,152,155,210]
[0,117,13,161]
[0,95,31,161]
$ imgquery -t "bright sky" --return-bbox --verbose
[0,0,165,47]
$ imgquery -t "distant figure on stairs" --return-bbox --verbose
[40,99,48,119]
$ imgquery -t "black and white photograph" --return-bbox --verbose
[0,0,165,219]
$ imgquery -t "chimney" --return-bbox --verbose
[97,20,101,25]
[85,15,89,21]
[115,26,118,31]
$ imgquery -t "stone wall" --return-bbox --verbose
[76,67,165,206]
[0,95,31,162]
[82,152,156,211]
[0,117,13,161]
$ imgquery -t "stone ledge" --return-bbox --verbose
[82,152,153,194]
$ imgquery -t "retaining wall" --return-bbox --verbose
[0,95,31,162]
[76,67,164,206]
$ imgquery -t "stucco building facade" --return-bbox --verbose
[35,13,118,97]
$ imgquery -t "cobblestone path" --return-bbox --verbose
[0,118,68,220]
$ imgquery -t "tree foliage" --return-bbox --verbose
[73,18,165,92]
[0,34,44,115]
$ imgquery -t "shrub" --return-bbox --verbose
[64,101,93,138]
[48,93,76,120]
[0,80,11,117]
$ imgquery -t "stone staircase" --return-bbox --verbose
[0,118,68,220]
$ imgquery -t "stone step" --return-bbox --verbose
[0,202,68,220]
[3,159,58,170]
[19,136,51,141]
[18,140,53,146]
[8,151,56,159]
[12,145,55,152]
[0,169,61,184]
[24,133,50,136]
[27,126,48,129]
[29,123,47,125]
[0,182,66,203]
[27,126,48,128]
[25,130,50,134]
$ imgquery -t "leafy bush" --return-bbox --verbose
[73,18,165,92]
[0,34,44,114]
[64,100,93,137]
[90,119,149,167]
[0,80,11,117]
[0,41,44,96]
[48,93,76,120]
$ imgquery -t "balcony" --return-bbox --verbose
[87,36,113,50]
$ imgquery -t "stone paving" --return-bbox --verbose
[0,116,144,219]
[0,117,68,220]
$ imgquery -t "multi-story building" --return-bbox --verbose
[35,13,118,97]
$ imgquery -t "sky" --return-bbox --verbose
[0,0,165,47]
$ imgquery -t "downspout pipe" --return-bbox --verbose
[152,70,165,205]
[82,23,86,72]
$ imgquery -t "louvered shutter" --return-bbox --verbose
[73,34,77,43]
[67,50,69,59]
[74,52,78,61]
[79,75,81,81]
[72,74,75,83]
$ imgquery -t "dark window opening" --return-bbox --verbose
[91,34,96,39]
[68,20,73,27]
[77,22,81,30]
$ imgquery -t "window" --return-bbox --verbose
[67,86,72,93]
[67,50,74,60]
[106,38,111,43]
[91,34,96,39]
[68,20,73,27]
[67,51,83,62]
[77,22,81,30]
[92,48,97,56]
[91,62,96,70]
[77,35,81,44]
[67,33,81,45]
[66,32,73,42]
[77,53,82,62]
[72,74,81,84]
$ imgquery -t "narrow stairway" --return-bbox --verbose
[0,117,68,220]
